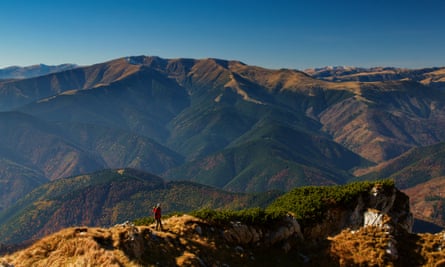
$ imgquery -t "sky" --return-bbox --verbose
[1,0,445,70]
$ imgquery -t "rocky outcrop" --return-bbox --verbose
[213,184,413,256]
[303,184,413,242]
[223,215,303,251]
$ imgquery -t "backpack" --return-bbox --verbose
[153,207,161,219]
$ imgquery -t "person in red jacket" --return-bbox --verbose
[153,203,163,231]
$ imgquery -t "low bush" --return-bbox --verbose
[267,179,395,225]
[190,207,287,226]
[133,217,154,226]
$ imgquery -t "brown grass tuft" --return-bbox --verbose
[0,227,142,267]
[328,226,396,266]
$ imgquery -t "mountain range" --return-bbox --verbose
[1,55,445,241]
[0,64,77,80]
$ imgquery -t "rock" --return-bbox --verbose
[195,225,202,236]
[267,215,303,246]
[223,221,264,244]
[364,209,386,227]
[223,214,303,252]
[235,246,244,253]
[386,239,398,260]
[303,184,413,242]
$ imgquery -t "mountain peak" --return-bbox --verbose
[125,55,146,65]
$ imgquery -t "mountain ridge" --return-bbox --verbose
[0,64,77,80]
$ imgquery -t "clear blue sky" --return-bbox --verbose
[1,0,444,70]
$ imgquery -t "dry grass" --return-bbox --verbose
[0,215,304,266]
[2,215,445,266]
[0,226,142,267]
[410,232,445,266]
[0,216,227,267]
[328,226,397,266]
[326,225,445,267]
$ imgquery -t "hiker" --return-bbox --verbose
[153,203,163,231]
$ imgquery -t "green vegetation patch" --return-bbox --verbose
[267,179,395,225]
[190,207,287,226]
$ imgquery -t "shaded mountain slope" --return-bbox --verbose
[57,122,183,174]
[165,119,367,192]
[0,168,163,244]
[0,111,103,180]
[18,66,190,144]
[0,159,47,214]
[0,111,183,180]
[403,177,445,228]
[0,168,281,244]
[356,142,445,189]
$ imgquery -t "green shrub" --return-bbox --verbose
[267,179,395,225]
[191,207,287,226]
[134,217,155,226]
[133,211,185,226]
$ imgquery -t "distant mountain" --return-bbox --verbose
[356,142,445,189]
[0,58,149,111]
[0,168,282,244]
[0,64,77,80]
[305,66,445,88]
[403,177,445,228]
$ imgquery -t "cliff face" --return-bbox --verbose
[0,185,421,266]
